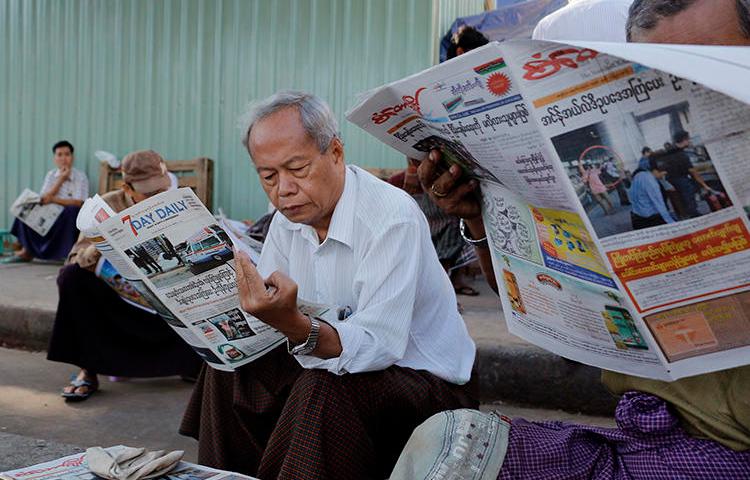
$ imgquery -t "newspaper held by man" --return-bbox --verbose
[76,188,337,371]
[10,188,64,236]
[0,447,259,480]
[347,40,750,381]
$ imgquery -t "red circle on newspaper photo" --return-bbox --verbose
[487,73,511,97]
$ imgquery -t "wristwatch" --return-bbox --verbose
[288,315,320,356]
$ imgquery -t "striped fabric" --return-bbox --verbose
[180,346,478,479]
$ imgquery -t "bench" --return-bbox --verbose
[98,158,214,211]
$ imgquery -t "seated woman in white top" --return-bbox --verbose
[8,140,88,262]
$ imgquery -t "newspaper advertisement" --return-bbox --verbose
[9,188,63,236]
[76,188,290,371]
[0,447,259,480]
[346,40,750,380]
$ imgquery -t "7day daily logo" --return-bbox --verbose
[121,199,189,236]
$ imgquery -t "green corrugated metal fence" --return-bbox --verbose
[0,0,484,227]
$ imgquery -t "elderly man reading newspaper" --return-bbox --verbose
[179,91,478,479]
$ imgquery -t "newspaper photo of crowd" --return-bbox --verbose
[552,101,731,237]
[125,224,234,288]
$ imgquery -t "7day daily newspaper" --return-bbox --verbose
[347,40,750,381]
[77,188,336,371]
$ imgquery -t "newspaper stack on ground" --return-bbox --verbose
[76,188,335,371]
[0,447,258,480]
[9,188,63,236]
[347,40,750,381]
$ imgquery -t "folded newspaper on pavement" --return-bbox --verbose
[347,40,750,381]
[10,188,64,236]
[0,447,259,480]
[76,188,335,371]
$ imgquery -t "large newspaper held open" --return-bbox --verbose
[347,40,750,381]
[10,189,63,236]
[0,447,259,480]
[77,188,337,371]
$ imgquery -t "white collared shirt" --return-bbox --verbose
[40,167,89,200]
[257,165,476,384]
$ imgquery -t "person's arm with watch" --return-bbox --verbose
[417,149,499,294]
[235,251,342,358]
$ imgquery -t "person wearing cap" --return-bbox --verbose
[47,150,201,402]
[4,140,89,263]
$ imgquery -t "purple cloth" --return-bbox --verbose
[498,392,750,479]
[10,206,80,260]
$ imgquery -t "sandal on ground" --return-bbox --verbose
[454,285,479,296]
[61,375,99,402]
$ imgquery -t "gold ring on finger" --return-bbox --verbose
[431,184,448,198]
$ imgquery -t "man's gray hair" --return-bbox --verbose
[627,0,750,40]
[240,90,340,156]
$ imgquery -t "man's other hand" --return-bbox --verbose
[417,149,481,219]
[235,250,310,343]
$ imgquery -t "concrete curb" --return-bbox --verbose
[0,305,55,351]
[476,343,617,415]
[0,304,617,416]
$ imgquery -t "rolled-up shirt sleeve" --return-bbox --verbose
[298,221,420,374]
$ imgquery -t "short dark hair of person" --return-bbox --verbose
[626,0,750,40]
[446,42,459,60]
[642,147,652,155]
[456,26,489,53]
[52,140,74,153]
[672,130,690,144]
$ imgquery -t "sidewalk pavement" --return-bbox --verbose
[0,262,617,414]
[0,347,614,470]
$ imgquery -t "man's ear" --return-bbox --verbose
[329,137,344,164]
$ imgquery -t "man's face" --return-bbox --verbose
[631,0,750,45]
[53,146,73,169]
[249,107,345,230]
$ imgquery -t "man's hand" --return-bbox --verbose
[417,149,481,219]
[40,193,55,205]
[235,250,310,343]
[59,165,72,181]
